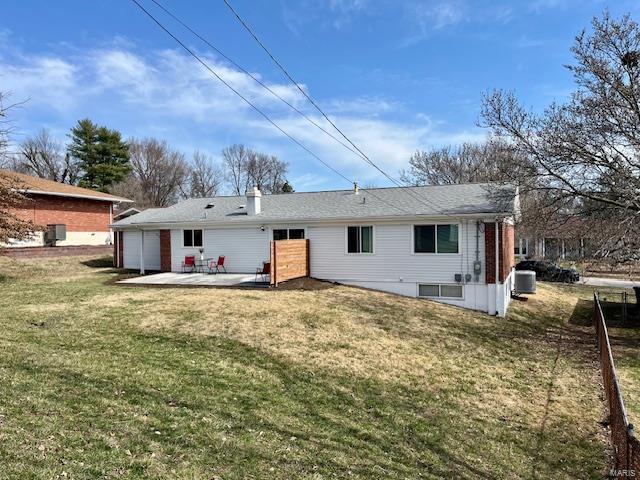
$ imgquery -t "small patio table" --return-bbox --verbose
[194,258,214,273]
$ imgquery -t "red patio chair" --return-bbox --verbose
[208,255,227,274]
[182,255,196,273]
[255,261,270,283]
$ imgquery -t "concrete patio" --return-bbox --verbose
[117,272,269,287]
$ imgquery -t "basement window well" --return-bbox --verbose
[418,284,463,299]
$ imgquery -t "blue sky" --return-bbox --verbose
[2,0,638,192]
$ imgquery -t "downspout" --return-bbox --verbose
[474,221,480,282]
[140,230,145,275]
[109,203,113,244]
[495,220,500,316]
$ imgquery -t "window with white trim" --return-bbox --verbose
[273,228,305,241]
[347,226,373,253]
[418,284,463,298]
[183,229,203,247]
[514,238,528,256]
[414,224,459,253]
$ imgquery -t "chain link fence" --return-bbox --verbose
[594,293,640,478]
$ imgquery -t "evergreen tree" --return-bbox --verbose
[281,181,294,193]
[68,119,130,191]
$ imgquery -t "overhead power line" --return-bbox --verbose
[128,0,413,215]
[220,0,447,215]
[148,0,363,161]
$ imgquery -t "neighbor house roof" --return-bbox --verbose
[113,183,517,228]
[1,169,132,203]
[114,207,142,221]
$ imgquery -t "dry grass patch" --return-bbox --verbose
[0,255,611,479]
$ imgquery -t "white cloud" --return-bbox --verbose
[0,55,78,111]
[415,1,468,30]
[1,40,483,189]
[399,1,515,47]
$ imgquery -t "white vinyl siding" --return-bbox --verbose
[308,220,490,312]
[122,230,161,271]
[170,227,269,273]
[308,221,483,285]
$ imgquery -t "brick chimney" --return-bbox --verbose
[246,186,262,215]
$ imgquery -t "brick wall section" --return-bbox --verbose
[12,194,112,231]
[484,221,516,284]
[485,222,497,284]
[159,230,171,272]
[114,231,124,268]
[270,239,309,286]
[501,223,515,281]
[2,245,112,258]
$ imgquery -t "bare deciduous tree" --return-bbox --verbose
[399,138,524,186]
[0,92,41,244]
[222,144,250,196]
[187,150,224,198]
[481,12,640,261]
[18,129,80,184]
[111,138,188,208]
[222,144,290,194]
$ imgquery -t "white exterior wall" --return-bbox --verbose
[117,219,514,316]
[122,230,161,271]
[6,231,112,247]
[497,269,515,317]
[307,220,492,313]
[170,227,269,273]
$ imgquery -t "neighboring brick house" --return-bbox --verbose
[2,169,131,251]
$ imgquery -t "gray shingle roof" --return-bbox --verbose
[113,183,517,227]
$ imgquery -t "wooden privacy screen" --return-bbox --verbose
[270,239,310,286]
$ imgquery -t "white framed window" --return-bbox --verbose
[346,226,373,254]
[413,224,460,254]
[273,228,305,241]
[183,229,203,248]
[514,238,528,256]
[418,284,464,299]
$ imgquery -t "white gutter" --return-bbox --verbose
[139,230,145,275]
[110,211,517,230]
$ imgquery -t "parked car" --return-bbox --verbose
[515,260,580,283]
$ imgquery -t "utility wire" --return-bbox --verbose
[221,0,447,214]
[129,0,413,215]
[148,0,363,161]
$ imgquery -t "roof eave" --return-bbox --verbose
[18,189,133,203]
[110,210,516,229]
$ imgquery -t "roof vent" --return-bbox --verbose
[205,203,215,209]
[353,181,359,195]
[238,204,246,209]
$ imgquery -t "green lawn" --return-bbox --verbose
[0,256,610,479]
